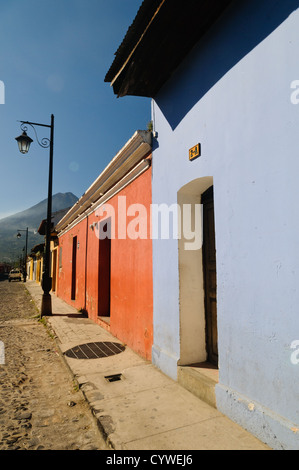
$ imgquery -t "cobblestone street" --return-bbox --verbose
[0,277,108,450]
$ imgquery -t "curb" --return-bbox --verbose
[23,284,115,449]
[44,316,116,449]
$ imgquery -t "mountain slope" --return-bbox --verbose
[0,192,78,263]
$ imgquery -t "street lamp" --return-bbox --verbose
[15,115,54,316]
[15,131,33,154]
[16,228,28,282]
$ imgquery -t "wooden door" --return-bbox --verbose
[52,249,57,292]
[202,186,218,366]
[98,220,111,317]
[71,236,77,300]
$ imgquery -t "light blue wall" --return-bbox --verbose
[151,0,299,449]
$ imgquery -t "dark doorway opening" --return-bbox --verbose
[202,186,218,367]
[52,249,57,292]
[98,219,111,317]
[71,236,77,300]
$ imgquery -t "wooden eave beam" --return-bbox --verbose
[109,0,233,98]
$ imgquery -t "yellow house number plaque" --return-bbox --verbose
[189,143,201,161]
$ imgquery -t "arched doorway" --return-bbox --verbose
[177,177,218,406]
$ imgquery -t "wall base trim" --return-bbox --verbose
[152,344,179,381]
[216,383,299,450]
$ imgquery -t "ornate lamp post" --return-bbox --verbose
[15,115,54,316]
[17,228,28,282]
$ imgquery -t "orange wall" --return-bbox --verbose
[110,168,153,359]
[57,166,153,360]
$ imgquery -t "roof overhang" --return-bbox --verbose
[55,130,152,233]
[37,219,52,236]
[105,0,234,98]
[31,243,45,254]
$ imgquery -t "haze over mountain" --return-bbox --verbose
[0,192,78,263]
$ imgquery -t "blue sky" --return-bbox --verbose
[0,0,150,220]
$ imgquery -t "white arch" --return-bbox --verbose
[177,176,213,365]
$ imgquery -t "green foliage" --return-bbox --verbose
[147,120,153,132]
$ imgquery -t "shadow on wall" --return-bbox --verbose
[156,0,299,130]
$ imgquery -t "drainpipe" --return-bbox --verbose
[84,215,89,314]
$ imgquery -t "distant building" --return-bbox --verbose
[27,243,44,282]
[37,207,72,292]
[0,263,11,275]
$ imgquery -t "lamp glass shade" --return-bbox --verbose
[15,131,33,154]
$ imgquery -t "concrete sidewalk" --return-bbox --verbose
[24,281,270,451]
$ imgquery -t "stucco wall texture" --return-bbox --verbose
[57,167,153,360]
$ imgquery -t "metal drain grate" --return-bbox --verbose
[64,341,125,359]
[105,373,122,382]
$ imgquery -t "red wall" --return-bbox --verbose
[57,166,153,360]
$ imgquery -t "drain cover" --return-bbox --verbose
[105,373,122,382]
[64,341,125,359]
